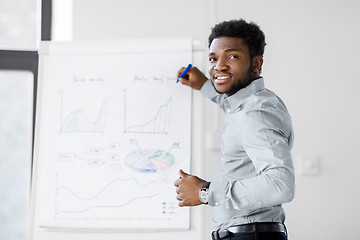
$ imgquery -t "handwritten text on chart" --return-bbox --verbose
[134,75,176,84]
[73,76,106,84]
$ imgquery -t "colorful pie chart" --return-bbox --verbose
[125,149,174,173]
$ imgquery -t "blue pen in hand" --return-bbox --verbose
[176,64,192,83]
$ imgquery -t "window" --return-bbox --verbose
[0,0,51,239]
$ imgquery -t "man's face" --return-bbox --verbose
[208,37,254,96]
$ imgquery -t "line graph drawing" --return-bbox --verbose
[123,89,172,134]
[56,193,159,216]
[57,177,158,201]
[59,91,108,133]
[55,175,163,219]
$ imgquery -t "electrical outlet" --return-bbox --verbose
[298,156,321,176]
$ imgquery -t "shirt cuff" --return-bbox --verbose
[208,180,228,207]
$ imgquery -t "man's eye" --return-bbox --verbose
[229,55,238,59]
[209,57,217,63]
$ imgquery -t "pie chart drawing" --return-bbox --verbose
[125,149,174,173]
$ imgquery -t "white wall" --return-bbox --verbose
[65,0,360,239]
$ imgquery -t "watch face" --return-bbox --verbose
[199,189,209,204]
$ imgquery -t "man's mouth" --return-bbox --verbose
[214,75,231,84]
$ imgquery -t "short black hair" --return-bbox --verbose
[208,19,266,58]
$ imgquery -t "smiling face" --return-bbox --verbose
[208,37,261,96]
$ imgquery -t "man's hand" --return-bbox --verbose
[174,169,206,207]
[177,66,208,90]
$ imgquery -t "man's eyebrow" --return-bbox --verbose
[224,48,240,52]
[209,48,240,56]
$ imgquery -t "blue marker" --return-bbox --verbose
[177,64,192,83]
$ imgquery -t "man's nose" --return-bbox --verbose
[214,58,229,71]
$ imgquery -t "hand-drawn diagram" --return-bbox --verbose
[59,91,108,134]
[34,40,192,230]
[123,89,172,135]
[125,139,179,173]
[55,176,162,220]
[58,142,122,171]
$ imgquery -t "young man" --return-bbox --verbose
[174,19,295,240]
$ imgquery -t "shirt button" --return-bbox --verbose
[215,202,219,206]
[226,108,231,113]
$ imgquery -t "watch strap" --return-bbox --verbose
[202,181,210,189]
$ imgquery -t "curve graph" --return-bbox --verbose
[60,95,108,134]
[55,177,160,219]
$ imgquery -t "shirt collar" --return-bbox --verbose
[223,77,265,113]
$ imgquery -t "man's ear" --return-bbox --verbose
[252,56,263,73]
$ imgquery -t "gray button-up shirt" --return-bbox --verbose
[200,77,295,229]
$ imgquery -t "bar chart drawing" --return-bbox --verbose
[123,89,172,135]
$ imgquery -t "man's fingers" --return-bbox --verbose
[179,169,190,179]
[178,78,191,87]
[174,178,180,187]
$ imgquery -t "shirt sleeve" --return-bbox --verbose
[200,79,227,110]
[208,103,295,211]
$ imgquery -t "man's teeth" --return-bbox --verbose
[217,76,230,80]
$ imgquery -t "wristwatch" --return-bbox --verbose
[199,182,211,204]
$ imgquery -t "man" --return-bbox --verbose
[174,19,295,240]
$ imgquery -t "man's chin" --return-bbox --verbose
[214,86,227,94]
[211,81,227,94]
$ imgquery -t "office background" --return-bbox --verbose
[1,0,360,239]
